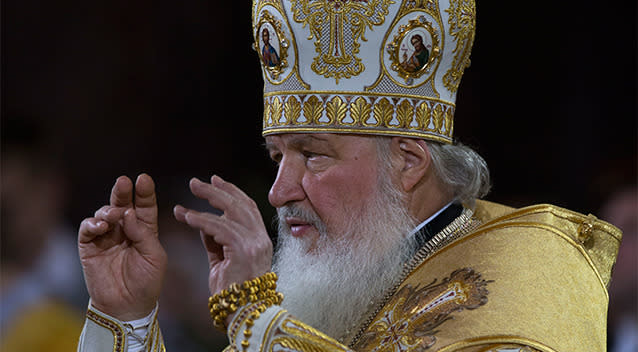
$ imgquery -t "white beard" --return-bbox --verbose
[272,176,417,342]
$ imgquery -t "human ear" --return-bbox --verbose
[392,137,431,192]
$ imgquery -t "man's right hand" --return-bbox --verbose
[78,174,167,321]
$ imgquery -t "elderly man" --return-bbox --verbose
[77,0,622,351]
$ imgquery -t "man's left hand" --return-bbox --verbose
[173,175,273,302]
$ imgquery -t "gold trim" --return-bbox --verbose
[262,92,454,141]
[261,309,287,351]
[264,90,456,106]
[86,310,125,352]
[443,0,476,92]
[262,126,453,144]
[436,335,557,352]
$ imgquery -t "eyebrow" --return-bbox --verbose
[264,134,332,153]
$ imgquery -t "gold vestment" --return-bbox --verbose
[224,200,621,352]
[78,200,621,352]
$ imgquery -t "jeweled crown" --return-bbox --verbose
[252,0,476,144]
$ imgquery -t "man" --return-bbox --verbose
[401,34,430,72]
[77,0,622,351]
[261,28,280,67]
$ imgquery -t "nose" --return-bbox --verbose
[268,156,305,208]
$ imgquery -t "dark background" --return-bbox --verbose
[4,1,636,223]
[2,1,637,350]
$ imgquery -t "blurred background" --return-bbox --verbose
[2,1,636,351]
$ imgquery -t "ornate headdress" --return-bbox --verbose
[252,0,476,144]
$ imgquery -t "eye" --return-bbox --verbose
[270,152,282,164]
[302,150,320,159]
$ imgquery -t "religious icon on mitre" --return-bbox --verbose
[386,16,440,86]
[255,10,289,82]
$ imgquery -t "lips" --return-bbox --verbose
[285,218,314,238]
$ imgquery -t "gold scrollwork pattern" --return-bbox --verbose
[443,0,476,92]
[285,96,303,125]
[269,319,351,352]
[401,0,441,17]
[263,93,454,143]
[353,268,491,352]
[289,0,394,83]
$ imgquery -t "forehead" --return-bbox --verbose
[265,133,375,148]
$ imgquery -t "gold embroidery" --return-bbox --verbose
[416,101,431,130]
[285,96,302,124]
[290,0,394,83]
[271,96,283,125]
[355,268,491,352]
[349,208,480,347]
[375,98,394,127]
[264,99,273,127]
[263,92,455,141]
[443,0,476,92]
[432,104,444,133]
[304,95,324,124]
[269,318,349,352]
[326,96,347,125]
[396,99,414,128]
[350,96,371,126]
[444,105,453,135]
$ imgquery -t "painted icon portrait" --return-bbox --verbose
[260,25,280,68]
[400,30,432,73]
[401,31,432,72]
[386,16,441,87]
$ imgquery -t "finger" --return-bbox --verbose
[173,204,187,223]
[211,175,261,221]
[211,175,253,205]
[133,174,158,227]
[110,176,134,207]
[94,205,127,224]
[189,177,253,221]
[122,208,166,261]
[201,233,224,265]
[78,218,109,243]
[183,210,237,246]
[122,208,156,243]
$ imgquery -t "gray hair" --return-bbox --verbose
[374,137,491,206]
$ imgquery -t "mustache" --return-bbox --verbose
[276,204,327,234]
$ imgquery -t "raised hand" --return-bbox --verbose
[78,174,167,320]
[173,175,272,298]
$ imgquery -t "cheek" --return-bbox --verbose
[303,162,379,225]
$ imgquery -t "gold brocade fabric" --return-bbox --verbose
[223,201,621,352]
[350,200,622,352]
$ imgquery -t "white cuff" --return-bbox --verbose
[77,300,160,352]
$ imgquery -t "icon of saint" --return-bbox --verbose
[261,28,280,67]
[400,34,429,73]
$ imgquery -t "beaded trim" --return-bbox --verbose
[86,310,125,352]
